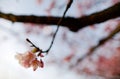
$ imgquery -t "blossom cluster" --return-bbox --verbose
[96,47,120,78]
[15,48,44,71]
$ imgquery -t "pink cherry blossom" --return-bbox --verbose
[15,50,44,71]
[96,48,120,78]
[31,58,40,71]
[15,51,36,68]
[31,58,44,71]
[39,59,44,68]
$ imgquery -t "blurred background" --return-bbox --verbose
[0,0,120,79]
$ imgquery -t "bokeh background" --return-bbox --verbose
[0,0,120,79]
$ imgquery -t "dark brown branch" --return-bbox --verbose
[25,0,73,55]
[0,2,120,31]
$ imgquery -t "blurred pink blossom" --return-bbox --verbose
[96,47,120,78]
[15,51,44,71]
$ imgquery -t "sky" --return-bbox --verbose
[0,0,119,79]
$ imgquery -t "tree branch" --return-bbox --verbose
[77,23,120,63]
[0,2,120,31]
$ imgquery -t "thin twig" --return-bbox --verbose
[26,38,38,48]
[45,0,73,53]
[26,38,41,52]
[26,0,73,54]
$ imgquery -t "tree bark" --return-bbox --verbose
[0,2,120,31]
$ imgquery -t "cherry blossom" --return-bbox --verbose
[96,47,120,78]
[31,58,44,71]
[15,48,44,71]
